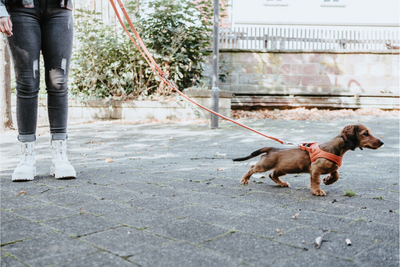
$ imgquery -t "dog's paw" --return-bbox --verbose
[280,182,290,187]
[240,179,249,185]
[323,175,338,185]
[323,176,333,185]
[312,189,326,196]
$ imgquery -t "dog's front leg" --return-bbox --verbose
[323,170,339,185]
[310,169,326,196]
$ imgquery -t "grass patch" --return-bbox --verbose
[343,189,356,197]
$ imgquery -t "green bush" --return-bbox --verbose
[70,0,222,100]
[70,9,154,100]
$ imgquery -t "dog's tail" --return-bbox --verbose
[233,147,275,161]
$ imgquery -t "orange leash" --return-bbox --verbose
[108,0,294,146]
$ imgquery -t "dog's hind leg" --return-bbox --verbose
[269,170,290,187]
[323,170,339,185]
[240,164,269,185]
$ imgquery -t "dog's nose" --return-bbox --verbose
[379,140,384,146]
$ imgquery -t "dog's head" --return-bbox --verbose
[340,124,384,150]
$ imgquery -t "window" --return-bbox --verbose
[264,0,288,6]
[321,0,345,7]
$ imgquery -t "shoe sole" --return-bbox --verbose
[12,167,36,181]
[50,167,76,179]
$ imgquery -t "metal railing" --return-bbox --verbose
[219,27,400,52]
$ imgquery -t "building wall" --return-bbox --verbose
[204,51,399,96]
[230,0,399,30]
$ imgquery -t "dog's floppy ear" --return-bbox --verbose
[341,125,359,150]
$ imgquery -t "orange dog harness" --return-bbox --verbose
[299,142,342,167]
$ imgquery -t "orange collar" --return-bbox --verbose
[299,142,342,167]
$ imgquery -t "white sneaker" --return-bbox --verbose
[12,141,36,181]
[50,139,76,179]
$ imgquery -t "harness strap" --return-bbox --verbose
[299,142,342,167]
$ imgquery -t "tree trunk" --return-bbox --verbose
[0,33,13,131]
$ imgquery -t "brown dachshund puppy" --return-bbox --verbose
[233,124,383,196]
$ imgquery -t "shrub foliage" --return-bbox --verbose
[70,0,220,100]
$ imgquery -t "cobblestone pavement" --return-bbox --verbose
[1,115,399,266]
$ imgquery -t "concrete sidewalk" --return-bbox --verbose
[1,115,399,266]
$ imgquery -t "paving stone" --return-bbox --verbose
[0,189,19,199]
[0,210,21,222]
[57,251,137,267]
[13,204,80,222]
[0,196,49,210]
[165,205,238,224]
[66,200,131,216]
[354,242,399,267]
[200,231,301,266]
[340,220,399,244]
[346,208,399,226]
[0,256,27,267]
[147,219,228,244]
[43,213,120,237]
[136,186,192,198]
[275,226,377,258]
[37,192,98,206]
[127,196,191,211]
[173,192,237,209]
[194,185,247,198]
[277,250,357,267]
[339,196,399,211]
[89,187,151,202]
[1,218,52,245]
[81,227,170,257]
[110,181,160,192]
[268,209,354,230]
[0,179,43,191]
[11,185,71,197]
[1,232,97,267]
[214,215,298,238]
[283,200,360,216]
[129,241,240,267]
[236,191,299,206]
[101,207,178,228]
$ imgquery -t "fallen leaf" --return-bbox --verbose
[292,213,300,219]
[105,158,114,163]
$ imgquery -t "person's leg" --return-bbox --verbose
[41,4,73,139]
[7,7,42,142]
[41,4,75,179]
[7,7,41,181]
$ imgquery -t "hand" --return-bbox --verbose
[0,17,13,36]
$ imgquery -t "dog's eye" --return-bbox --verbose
[363,132,369,137]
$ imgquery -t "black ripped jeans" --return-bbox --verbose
[7,0,73,142]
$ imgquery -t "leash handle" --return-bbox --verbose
[108,0,294,146]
